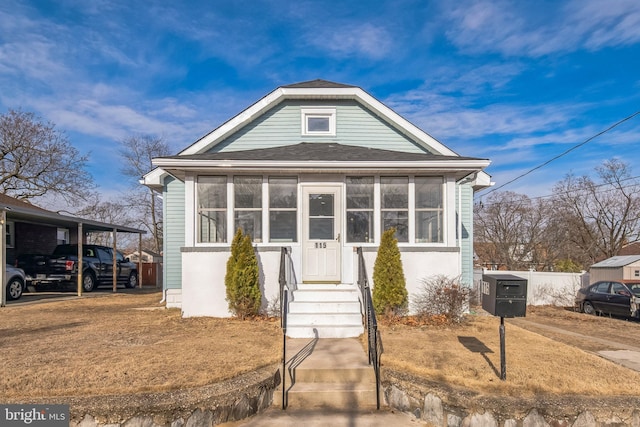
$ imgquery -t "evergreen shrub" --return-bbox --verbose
[225,229,262,319]
[372,227,408,317]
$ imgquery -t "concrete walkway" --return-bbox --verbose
[220,337,428,426]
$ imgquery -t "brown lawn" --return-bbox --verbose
[2,290,640,400]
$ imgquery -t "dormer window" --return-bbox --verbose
[301,107,336,136]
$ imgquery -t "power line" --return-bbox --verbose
[475,174,640,208]
[480,110,640,197]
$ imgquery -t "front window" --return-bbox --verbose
[381,177,408,242]
[234,176,262,242]
[269,177,297,242]
[301,108,336,136]
[346,177,374,243]
[197,176,227,243]
[415,177,444,243]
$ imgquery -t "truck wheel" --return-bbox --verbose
[82,273,97,292]
[6,277,24,300]
[125,272,138,289]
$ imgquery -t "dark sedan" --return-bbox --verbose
[575,280,640,318]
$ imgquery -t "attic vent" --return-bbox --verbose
[301,107,336,136]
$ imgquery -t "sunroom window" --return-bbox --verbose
[197,176,227,243]
[346,177,374,243]
[269,177,297,242]
[415,177,444,243]
[381,177,408,242]
[234,176,262,242]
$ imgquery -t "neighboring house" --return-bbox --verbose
[0,193,146,302]
[618,242,640,256]
[589,255,640,284]
[143,80,492,335]
[126,249,162,263]
[0,193,144,265]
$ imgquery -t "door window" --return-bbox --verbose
[611,282,629,296]
[309,194,334,240]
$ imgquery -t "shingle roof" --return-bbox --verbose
[0,193,145,234]
[280,79,357,89]
[0,193,54,213]
[169,143,484,162]
[591,255,640,268]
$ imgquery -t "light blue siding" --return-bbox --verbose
[457,182,475,286]
[212,100,433,154]
[163,176,185,290]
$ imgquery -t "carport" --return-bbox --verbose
[0,194,146,306]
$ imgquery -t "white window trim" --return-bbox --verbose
[301,107,336,136]
[6,220,14,248]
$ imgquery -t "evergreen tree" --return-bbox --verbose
[226,231,262,319]
[373,227,408,316]
[225,228,244,308]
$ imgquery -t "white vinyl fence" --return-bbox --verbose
[473,269,590,307]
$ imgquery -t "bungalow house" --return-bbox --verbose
[142,80,492,337]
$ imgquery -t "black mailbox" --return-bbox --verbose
[481,274,527,317]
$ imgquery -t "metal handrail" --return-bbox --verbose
[356,247,383,409]
[278,247,290,410]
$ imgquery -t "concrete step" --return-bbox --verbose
[285,283,363,338]
[292,288,360,302]
[285,324,364,338]
[275,338,379,410]
[287,312,362,326]
[288,300,362,313]
[275,382,379,409]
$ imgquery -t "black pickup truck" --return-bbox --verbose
[18,244,138,292]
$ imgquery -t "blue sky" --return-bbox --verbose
[2,0,639,204]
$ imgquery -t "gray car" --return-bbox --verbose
[5,265,26,301]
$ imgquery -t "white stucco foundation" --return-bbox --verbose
[176,245,460,317]
[180,248,284,318]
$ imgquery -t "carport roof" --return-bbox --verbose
[0,194,145,234]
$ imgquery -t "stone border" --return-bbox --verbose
[383,369,640,427]
[6,366,281,427]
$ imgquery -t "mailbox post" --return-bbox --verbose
[481,274,528,380]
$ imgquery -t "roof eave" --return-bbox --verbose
[153,159,490,182]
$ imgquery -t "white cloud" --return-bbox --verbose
[442,0,640,57]
[308,23,393,60]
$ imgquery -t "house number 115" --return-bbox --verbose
[315,242,327,249]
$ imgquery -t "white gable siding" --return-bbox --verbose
[211,100,431,154]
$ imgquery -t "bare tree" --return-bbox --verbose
[474,191,548,270]
[119,135,171,253]
[0,109,95,204]
[551,159,640,265]
[74,197,136,247]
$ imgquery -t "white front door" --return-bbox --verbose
[302,186,342,282]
